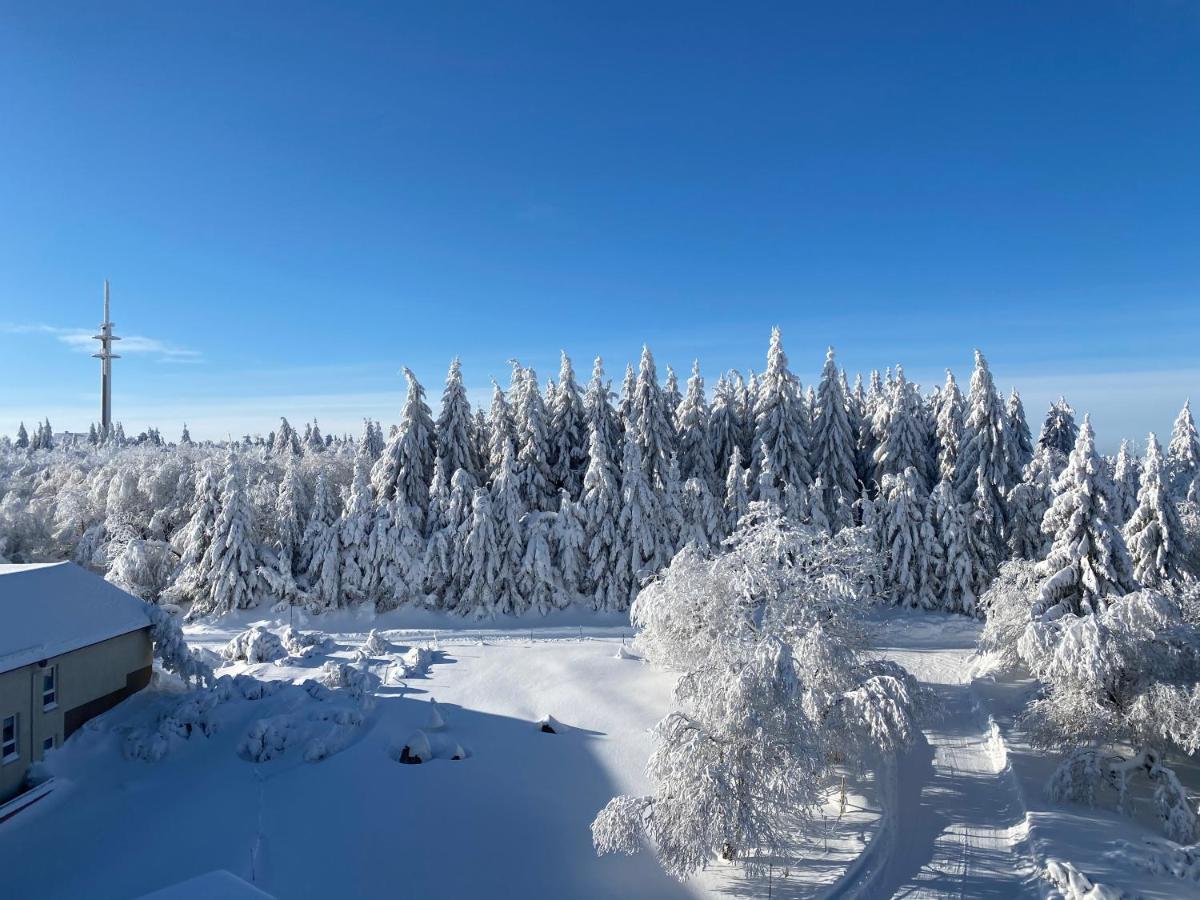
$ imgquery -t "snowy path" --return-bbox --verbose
[830,614,1039,899]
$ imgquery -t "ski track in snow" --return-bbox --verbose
[829,614,1039,900]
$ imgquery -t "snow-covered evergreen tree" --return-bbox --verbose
[1125,432,1189,589]
[14,422,28,450]
[934,370,963,483]
[192,453,258,617]
[514,368,555,512]
[1111,439,1140,525]
[1038,398,1078,457]
[752,328,812,491]
[581,425,623,611]
[873,365,931,493]
[708,373,741,487]
[553,490,586,600]
[674,360,716,491]
[930,478,975,614]
[618,431,660,606]
[723,446,750,533]
[953,351,1011,579]
[812,347,858,530]
[490,441,526,614]
[519,511,560,615]
[550,351,588,497]
[1005,445,1056,561]
[879,468,936,608]
[165,460,221,605]
[435,357,477,480]
[371,368,435,522]
[459,488,502,615]
[486,379,517,482]
[1167,399,1200,497]
[1035,416,1137,618]
[1005,388,1034,485]
[630,346,676,489]
[338,455,374,605]
[300,470,341,610]
[583,357,620,467]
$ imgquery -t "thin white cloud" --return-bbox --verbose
[0,322,201,363]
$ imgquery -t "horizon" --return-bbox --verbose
[3,2,1197,452]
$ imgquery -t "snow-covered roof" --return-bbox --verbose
[0,562,153,675]
[136,870,276,900]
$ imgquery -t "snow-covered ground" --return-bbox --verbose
[1,611,1197,900]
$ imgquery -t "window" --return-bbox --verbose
[42,736,54,753]
[42,666,57,710]
[2,714,17,763]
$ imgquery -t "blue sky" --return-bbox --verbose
[1,2,1196,451]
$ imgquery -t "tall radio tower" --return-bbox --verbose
[92,280,121,436]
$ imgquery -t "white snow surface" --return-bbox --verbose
[1,610,1197,899]
[0,561,152,674]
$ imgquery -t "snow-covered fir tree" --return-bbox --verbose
[930,477,975,614]
[1111,439,1140,525]
[752,328,812,492]
[514,368,556,512]
[371,368,435,522]
[812,347,858,530]
[435,357,477,480]
[1035,416,1137,618]
[1004,389,1033,483]
[301,470,342,610]
[552,490,586,600]
[192,452,258,617]
[490,441,526,614]
[934,370,964,483]
[550,351,588,497]
[708,373,742,487]
[879,468,936,608]
[873,365,932,493]
[583,356,620,467]
[1167,399,1200,497]
[674,360,716,491]
[1038,398,1078,457]
[338,454,374,604]
[723,445,750,533]
[618,431,660,606]
[953,350,1011,580]
[629,346,676,489]
[1124,432,1189,589]
[581,425,623,611]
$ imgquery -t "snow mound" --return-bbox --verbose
[391,728,467,764]
[239,705,365,764]
[1043,858,1126,900]
[536,714,567,734]
[280,626,329,659]
[613,645,639,661]
[320,661,376,700]
[1108,838,1200,884]
[223,626,285,664]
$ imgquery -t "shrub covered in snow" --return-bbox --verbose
[593,506,921,881]
[223,626,286,664]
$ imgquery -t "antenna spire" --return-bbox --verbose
[92,280,121,438]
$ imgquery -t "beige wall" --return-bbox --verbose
[0,627,151,804]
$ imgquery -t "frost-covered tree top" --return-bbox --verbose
[1036,415,1136,617]
[1124,432,1189,589]
[435,357,476,480]
[630,345,675,489]
[934,369,963,483]
[1038,397,1078,457]
[813,346,858,507]
[1167,399,1200,494]
[1005,388,1033,480]
[873,365,931,492]
[753,327,812,490]
[371,367,435,516]
[674,359,715,489]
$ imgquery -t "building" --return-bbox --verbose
[0,562,153,803]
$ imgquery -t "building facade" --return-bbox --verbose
[0,563,153,803]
